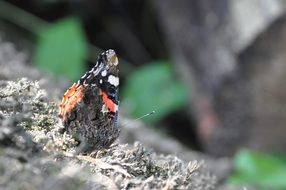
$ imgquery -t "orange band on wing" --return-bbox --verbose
[59,83,85,121]
[101,91,116,113]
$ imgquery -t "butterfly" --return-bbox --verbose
[59,49,120,152]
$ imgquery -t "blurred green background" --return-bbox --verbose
[1,1,286,189]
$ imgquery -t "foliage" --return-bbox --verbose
[121,62,188,123]
[229,149,286,189]
[34,17,87,81]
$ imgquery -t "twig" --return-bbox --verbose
[63,152,131,177]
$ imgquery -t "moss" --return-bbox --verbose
[0,78,217,189]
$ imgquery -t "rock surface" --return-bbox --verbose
[0,40,220,190]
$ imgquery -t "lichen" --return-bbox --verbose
[0,78,217,189]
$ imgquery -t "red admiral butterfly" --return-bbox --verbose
[59,49,120,152]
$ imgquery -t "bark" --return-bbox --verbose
[153,0,237,156]
[153,0,286,156]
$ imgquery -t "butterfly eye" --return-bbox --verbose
[110,54,118,66]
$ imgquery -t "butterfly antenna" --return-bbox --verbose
[123,110,156,127]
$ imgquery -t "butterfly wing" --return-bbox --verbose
[59,49,120,151]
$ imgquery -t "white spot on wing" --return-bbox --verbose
[81,73,87,79]
[101,104,109,113]
[101,70,107,77]
[114,104,118,112]
[108,75,119,86]
[92,63,104,76]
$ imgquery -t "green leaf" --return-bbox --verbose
[121,62,188,123]
[228,150,286,189]
[34,17,87,81]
